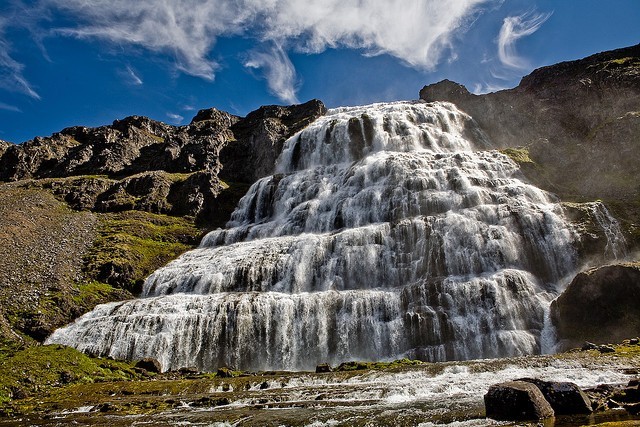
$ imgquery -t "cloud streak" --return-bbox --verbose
[0,18,41,99]
[40,0,491,102]
[119,65,143,86]
[245,43,299,104]
[498,11,552,69]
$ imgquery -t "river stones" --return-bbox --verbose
[484,381,555,420]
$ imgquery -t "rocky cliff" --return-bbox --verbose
[421,44,640,251]
[0,100,326,346]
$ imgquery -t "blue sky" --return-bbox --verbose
[1,0,639,143]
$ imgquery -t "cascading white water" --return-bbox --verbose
[47,101,579,372]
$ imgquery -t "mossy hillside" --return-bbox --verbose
[0,344,141,413]
[83,210,206,293]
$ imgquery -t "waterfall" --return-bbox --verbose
[47,101,578,372]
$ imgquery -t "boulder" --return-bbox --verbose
[315,363,333,373]
[135,358,162,373]
[484,381,555,421]
[517,378,592,415]
[551,263,640,350]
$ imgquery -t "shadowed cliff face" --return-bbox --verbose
[551,262,640,350]
[420,44,640,207]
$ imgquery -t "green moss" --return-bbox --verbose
[0,344,141,414]
[83,211,205,292]
[334,358,423,372]
[500,147,534,164]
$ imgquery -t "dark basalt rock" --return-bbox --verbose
[484,381,555,421]
[220,99,327,183]
[0,101,326,226]
[551,262,640,350]
[315,363,333,373]
[135,358,162,373]
[516,378,592,415]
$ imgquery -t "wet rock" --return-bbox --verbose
[582,342,598,351]
[93,402,118,412]
[625,402,640,415]
[316,363,333,373]
[135,358,162,373]
[10,386,27,400]
[631,338,639,345]
[517,378,592,415]
[216,367,235,378]
[484,381,555,421]
[551,263,640,350]
[59,370,75,384]
[584,383,627,411]
[177,366,199,375]
[191,396,231,407]
[598,345,616,353]
[220,99,327,183]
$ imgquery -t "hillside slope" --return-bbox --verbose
[0,100,326,346]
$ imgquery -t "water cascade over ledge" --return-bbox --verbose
[47,101,580,372]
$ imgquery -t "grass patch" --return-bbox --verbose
[0,344,141,415]
[83,211,205,293]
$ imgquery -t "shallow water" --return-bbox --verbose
[3,355,639,426]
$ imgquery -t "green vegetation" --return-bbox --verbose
[334,358,423,372]
[83,210,205,294]
[0,344,141,415]
[500,146,534,164]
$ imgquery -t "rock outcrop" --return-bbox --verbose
[219,99,327,183]
[484,381,555,421]
[516,378,592,415]
[551,262,640,350]
[421,44,640,251]
[0,101,326,226]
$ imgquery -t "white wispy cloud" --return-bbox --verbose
[0,18,41,99]
[0,101,22,112]
[39,0,491,102]
[497,10,552,69]
[245,42,299,104]
[166,112,184,124]
[119,65,143,86]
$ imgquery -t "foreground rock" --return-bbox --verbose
[517,378,592,415]
[484,381,554,420]
[551,262,640,350]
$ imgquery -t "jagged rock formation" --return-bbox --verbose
[421,44,640,251]
[0,100,326,345]
[219,100,327,183]
[0,100,326,225]
[551,262,640,349]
